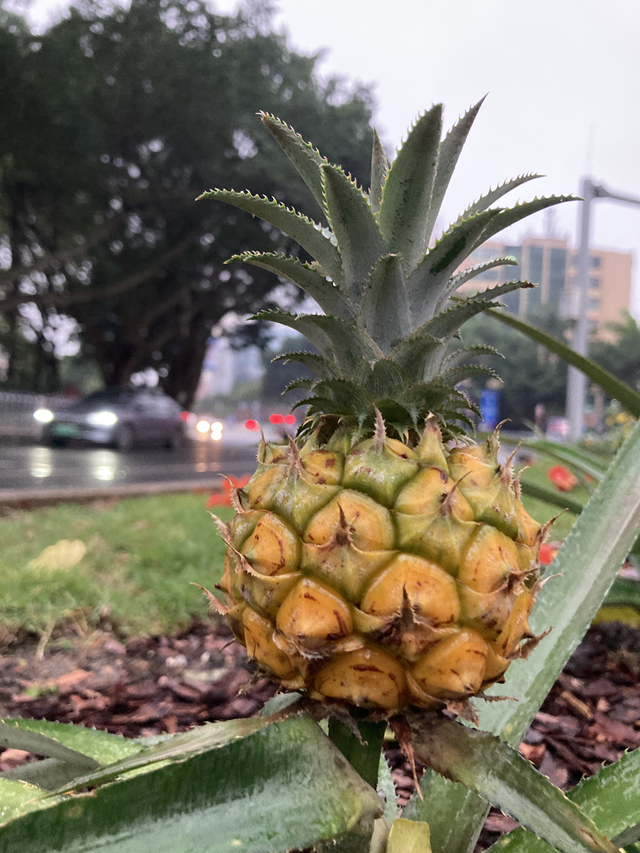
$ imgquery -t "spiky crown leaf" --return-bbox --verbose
[198,102,576,442]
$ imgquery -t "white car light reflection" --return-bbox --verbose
[29,447,52,479]
[33,409,54,423]
[87,411,119,427]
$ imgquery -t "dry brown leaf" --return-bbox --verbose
[29,539,87,571]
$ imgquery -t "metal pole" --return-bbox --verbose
[566,178,594,442]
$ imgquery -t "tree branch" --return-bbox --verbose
[0,231,201,313]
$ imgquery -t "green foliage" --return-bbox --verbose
[202,102,573,440]
[460,309,570,427]
[0,0,373,404]
[590,311,640,392]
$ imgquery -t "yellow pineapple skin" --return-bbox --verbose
[218,424,542,712]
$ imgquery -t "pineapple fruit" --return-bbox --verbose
[199,101,571,713]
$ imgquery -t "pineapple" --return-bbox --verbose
[199,101,571,713]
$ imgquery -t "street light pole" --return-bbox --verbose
[565,180,640,442]
[566,178,594,442]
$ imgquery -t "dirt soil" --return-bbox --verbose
[1,620,639,851]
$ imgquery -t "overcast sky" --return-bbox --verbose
[20,0,640,316]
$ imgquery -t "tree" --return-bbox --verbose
[590,311,640,392]
[460,307,570,428]
[0,0,374,404]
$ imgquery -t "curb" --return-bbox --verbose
[0,478,225,509]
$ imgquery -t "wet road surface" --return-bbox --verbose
[0,440,259,493]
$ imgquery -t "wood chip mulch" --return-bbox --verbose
[1,620,639,851]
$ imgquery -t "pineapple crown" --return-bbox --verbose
[198,100,575,443]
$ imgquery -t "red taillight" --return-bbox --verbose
[180,411,190,422]
[269,414,284,424]
[245,419,259,430]
[284,414,296,424]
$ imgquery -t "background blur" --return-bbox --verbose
[1,0,639,436]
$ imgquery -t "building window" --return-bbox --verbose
[589,277,600,289]
[590,255,601,269]
[549,248,566,306]
[589,298,600,311]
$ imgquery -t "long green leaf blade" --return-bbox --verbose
[407,210,502,325]
[487,308,640,416]
[408,716,619,853]
[0,716,382,853]
[418,281,534,347]
[273,350,341,380]
[0,719,140,767]
[486,747,640,853]
[370,128,388,218]
[260,112,328,212]
[359,254,411,354]
[470,196,577,253]
[454,174,543,224]
[403,770,489,853]
[233,252,357,320]
[0,721,100,782]
[478,417,640,744]
[519,480,585,515]
[322,163,387,300]
[198,188,344,286]
[423,98,484,242]
[379,105,443,272]
[255,310,381,374]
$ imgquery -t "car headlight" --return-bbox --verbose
[33,408,54,423]
[196,419,211,433]
[210,421,223,441]
[87,411,118,427]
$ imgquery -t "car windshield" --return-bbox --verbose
[73,389,137,408]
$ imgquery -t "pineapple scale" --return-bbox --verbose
[218,422,543,713]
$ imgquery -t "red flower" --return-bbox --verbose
[205,474,251,507]
[547,465,578,492]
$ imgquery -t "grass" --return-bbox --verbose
[0,494,233,643]
[0,452,594,643]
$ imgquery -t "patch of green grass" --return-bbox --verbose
[0,495,233,641]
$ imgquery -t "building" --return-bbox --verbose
[458,236,633,331]
[195,337,264,401]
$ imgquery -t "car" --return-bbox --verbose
[34,387,185,451]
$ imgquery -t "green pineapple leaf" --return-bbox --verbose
[273,350,342,380]
[359,254,411,354]
[360,358,411,398]
[197,188,344,286]
[232,252,357,320]
[442,343,503,369]
[423,97,485,243]
[254,310,382,373]
[439,363,501,385]
[407,715,619,853]
[407,209,503,325]
[370,128,389,218]
[418,280,535,345]
[389,331,442,383]
[449,256,519,290]
[454,173,544,225]
[486,747,640,853]
[471,195,578,252]
[259,112,329,212]
[283,378,317,395]
[311,379,374,416]
[321,163,387,300]
[379,104,443,273]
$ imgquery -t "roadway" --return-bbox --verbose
[0,438,261,500]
